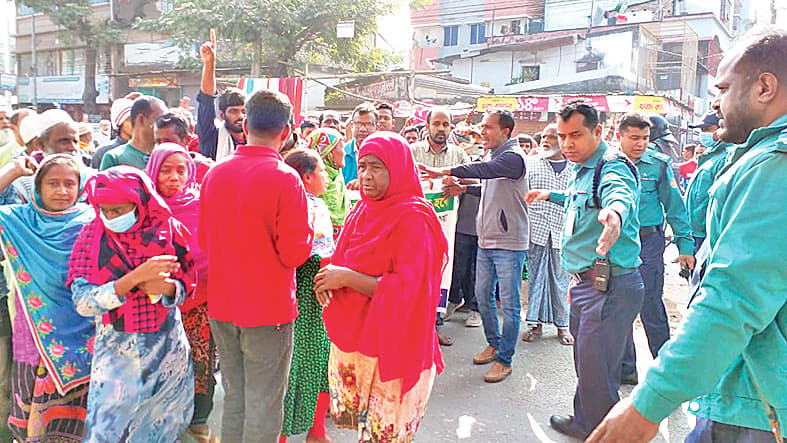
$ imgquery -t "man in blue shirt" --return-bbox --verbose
[342,103,377,188]
[587,26,787,443]
[527,101,642,439]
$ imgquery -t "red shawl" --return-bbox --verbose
[322,132,448,396]
[67,166,196,333]
[144,143,208,311]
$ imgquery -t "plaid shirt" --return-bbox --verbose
[410,140,469,168]
[526,157,573,247]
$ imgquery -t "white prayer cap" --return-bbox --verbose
[19,113,43,144]
[39,109,75,135]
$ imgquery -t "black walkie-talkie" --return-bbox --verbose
[592,258,611,293]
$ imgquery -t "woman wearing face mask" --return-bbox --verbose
[280,148,335,443]
[67,166,196,442]
[314,133,448,443]
[144,143,218,443]
[305,128,348,237]
[0,154,95,443]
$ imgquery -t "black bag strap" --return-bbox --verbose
[592,154,638,209]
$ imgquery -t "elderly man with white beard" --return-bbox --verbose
[520,123,574,346]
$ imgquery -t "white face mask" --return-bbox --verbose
[100,209,138,233]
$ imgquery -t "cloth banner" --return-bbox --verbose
[346,179,457,312]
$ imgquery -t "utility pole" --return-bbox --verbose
[31,12,37,108]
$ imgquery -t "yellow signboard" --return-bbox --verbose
[633,96,667,113]
[476,96,519,112]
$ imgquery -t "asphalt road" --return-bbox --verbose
[187,244,695,443]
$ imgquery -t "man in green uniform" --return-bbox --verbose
[100,96,166,171]
[615,113,694,386]
[686,110,733,252]
[527,100,643,439]
[587,26,787,443]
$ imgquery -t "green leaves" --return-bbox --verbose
[136,0,400,75]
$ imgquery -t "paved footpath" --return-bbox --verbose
[188,244,696,443]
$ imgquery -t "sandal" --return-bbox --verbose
[558,329,575,346]
[438,332,453,346]
[186,425,220,443]
[521,326,543,342]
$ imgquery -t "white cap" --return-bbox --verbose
[110,98,133,129]
[19,113,42,144]
[39,109,75,134]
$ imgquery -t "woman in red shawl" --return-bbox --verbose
[67,166,196,442]
[144,143,217,443]
[314,132,448,443]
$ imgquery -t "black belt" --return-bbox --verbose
[574,269,595,281]
[640,225,662,236]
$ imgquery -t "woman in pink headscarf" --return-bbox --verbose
[144,143,217,443]
[314,132,448,443]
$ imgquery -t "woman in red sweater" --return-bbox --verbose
[314,132,448,442]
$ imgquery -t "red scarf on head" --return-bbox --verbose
[323,132,448,396]
[67,166,196,333]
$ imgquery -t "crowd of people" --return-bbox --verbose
[0,25,782,443]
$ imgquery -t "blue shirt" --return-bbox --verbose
[634,149,693,255]
[342,139,358,184]
[632,114,787,432]
[684,141,732,238]
[548,141,641,273]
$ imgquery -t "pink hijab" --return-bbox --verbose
[145,143,208,310]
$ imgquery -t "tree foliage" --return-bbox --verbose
[136,0,400,77]
[20,0,122,112]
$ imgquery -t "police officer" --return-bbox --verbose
[615,113,695,385]
[647,114,682,169]
[685,110,733,252]
[527,100,644,440]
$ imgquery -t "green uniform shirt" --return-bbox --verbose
[99,143,150,171]
[631,114,787,432]
[548,141,641,274]
[634,149,693,255]
[684,141,732,238]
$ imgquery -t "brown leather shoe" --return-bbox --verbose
[472,346,497,365]
[483,362,512,383]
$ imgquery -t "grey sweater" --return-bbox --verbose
[451,138,529,251]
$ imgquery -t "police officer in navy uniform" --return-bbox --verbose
[527,101,644,440]
[615,113,695,386]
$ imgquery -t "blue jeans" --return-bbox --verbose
[475,248,526,366]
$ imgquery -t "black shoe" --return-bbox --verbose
[621,372,639,385]
[549,415,590,440]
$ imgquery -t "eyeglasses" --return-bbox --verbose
[353,121,376,129]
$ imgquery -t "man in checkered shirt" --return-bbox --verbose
[521,123,574,346]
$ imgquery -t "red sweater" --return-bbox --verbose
[199,145,313,326]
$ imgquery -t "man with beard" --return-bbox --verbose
[685,110,734,252]
[520,123,573,346]
[615,113,694,387]
[587,26,787,443]
[100,96,166,170]
[0,108,17,164]
[197,31,246,160]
